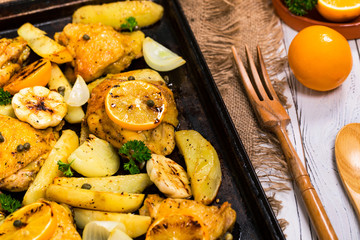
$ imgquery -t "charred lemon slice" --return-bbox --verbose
[0,201,57,240]
[4,58,51,95]
[105,80,167,131]
[146,214,210,240]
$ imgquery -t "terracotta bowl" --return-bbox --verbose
[272,0,360,40]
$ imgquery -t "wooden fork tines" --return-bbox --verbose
[231,45,337,240]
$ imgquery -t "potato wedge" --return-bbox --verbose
[69,134,120,177]
[46,184,144,212]
[0,104,15,118]
[53,174,152,193]
[17,23,73,64]
[175,130,222,205]
[49,63,85,124]
[23,129,79,205]
[72,1,163,30]
[73,208,151,238]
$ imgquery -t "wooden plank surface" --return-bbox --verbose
[279,23,360,239]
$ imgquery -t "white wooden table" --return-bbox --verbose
[274,22,360,239]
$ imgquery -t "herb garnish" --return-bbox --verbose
[285,0,317,16]
[119,140,151,174]
[57,160,74,177]
[121,17,138,32]
[0,88,12,106]
[0,193,21,214]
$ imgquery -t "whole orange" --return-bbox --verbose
[288,25,352,91]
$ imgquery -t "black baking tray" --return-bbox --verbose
[0,0,285,239]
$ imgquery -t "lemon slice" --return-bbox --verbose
[105,80,167,131]
[317,0,360,22]
[146,214,210,240]
[143,37,186,72]
[0,201,57,240]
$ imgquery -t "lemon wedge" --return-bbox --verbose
[82,221,128,240]
[143,37,186,72]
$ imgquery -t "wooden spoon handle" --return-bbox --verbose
[272,123,338,240]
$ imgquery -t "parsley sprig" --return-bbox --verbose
[0,193,21,214]
[0,88,12,106]
[57,160,74,177]
[119,140,151,174]
[121,17,138,32]
[285,0,317,16]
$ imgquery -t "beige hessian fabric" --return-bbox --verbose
[180,0,291,230]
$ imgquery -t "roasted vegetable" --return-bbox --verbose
[72,1,163,30]
[147,154,191,199]
[53,174,152,193]
[69,134,120,177]
[17,23,73,64]
[73,208,151,238]
[175,130,222,205]
[22,130,79,205]
[48,64,85,124]
[45,184,144,212]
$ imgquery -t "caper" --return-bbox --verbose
[82,34,90,40]
[0,133,4,143]
[128,76,135,80]
[16,144,24,152]
[57,86,65,96]
[13,219,23,228]
[146,100,155,108]
[81,183,92,190]
[23,142,31,150]
[163,75,169,83]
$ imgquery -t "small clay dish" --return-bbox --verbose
[272,0,360,40]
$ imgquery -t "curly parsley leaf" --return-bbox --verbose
[0,193,21,214]
[285,0,317,16]
[0,88,12,106]
[121,17,138,32]
[57,160,74,177]
[119,140,151,174]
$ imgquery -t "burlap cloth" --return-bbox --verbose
[180,0,291,230]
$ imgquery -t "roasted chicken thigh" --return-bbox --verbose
[55,23,144,82]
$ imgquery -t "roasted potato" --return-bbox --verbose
[72,1,163,30]
[49,63,85,124]
[69,134,120,177]
[175,130,222,205]
[23,130,79,205]
[73,208,151,238]
[53,173,152,193]
[17,23,73,64]
[45,184,144,212]
[0,104,15,118]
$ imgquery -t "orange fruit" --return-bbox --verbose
[4,58,51,95]
[288,25,352,91]
[317,0,360,22]
[0,201,57,240]
[105,80,167,131]
[146,214,210,240]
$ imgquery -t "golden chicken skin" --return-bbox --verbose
[86,70,179,156]
[0,37,30,87]
[0,115,59,191]
[55,23,144,82]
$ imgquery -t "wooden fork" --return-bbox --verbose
[231,45,337,240]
